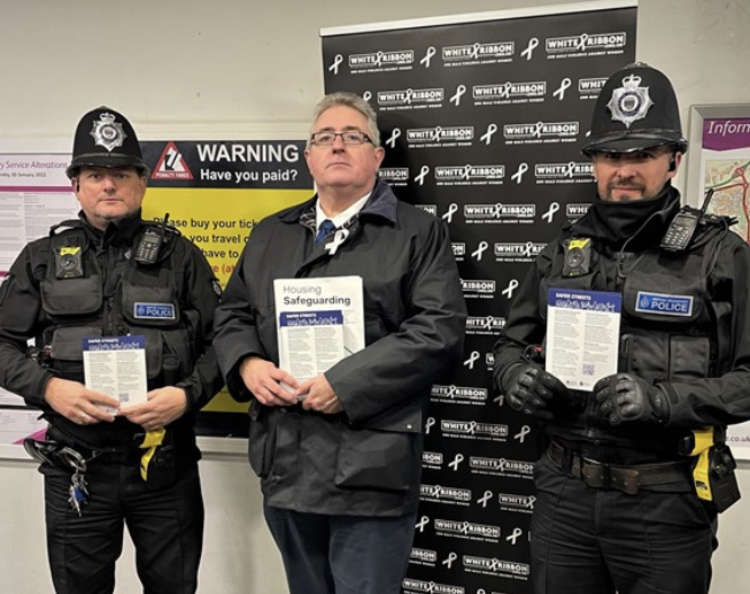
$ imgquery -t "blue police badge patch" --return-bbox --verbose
[134,302,176,320]
[607,74,654,129]
[635,291,693,317]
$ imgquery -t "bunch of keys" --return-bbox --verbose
[59,447,90,517]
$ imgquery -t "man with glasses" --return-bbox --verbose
[493,63,750,594]
[213,92,466,594]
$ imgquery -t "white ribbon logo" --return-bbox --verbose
[506,527,523,545]
[420,46,437,68]
[362,90,372,103]
[448,453,464,471]
[385,128,401,149]
[502,279,519,299]
[480,123,498,145]
[514,424,532,443]
[328,54,343,75]
[562,161,577,178]
[441,552,458,569]
[442,202,458,224]
[511,162,528,184]
[521,37,539,61]
[542,201,560,223]
[414,165,430,186]
[424,416,436,435]
[415,515,430,533]
[575,33,589,52]
[323,228,350,256]
[450,84,466,106]
[463,350,480,370]
[477,490,493,508]
[553,77,572,101]
[471,241,488,261]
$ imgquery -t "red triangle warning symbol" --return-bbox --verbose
[151,142,194,181]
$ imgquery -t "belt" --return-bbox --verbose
[547,440,690,495]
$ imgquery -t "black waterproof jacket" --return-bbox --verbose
[213,180,466,516]
[0,211,223,453]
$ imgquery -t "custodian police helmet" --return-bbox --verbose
[581,62,687,156]
[66,106,149,179]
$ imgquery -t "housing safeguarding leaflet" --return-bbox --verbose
[274,276,365,381]
[545,289,621,390]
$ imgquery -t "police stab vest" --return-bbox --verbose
[38,221,197,388]
[537,222,729,454]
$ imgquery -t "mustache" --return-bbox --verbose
[607,178,644,191]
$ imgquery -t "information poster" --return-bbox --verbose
[700,118,750,242]
[0,150,77,438]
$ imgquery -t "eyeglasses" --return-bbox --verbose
[309,129,373,146]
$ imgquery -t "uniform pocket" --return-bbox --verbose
[334,427,417,492]
[121,280,180,328]
[41,275,103,316]
[50,326,102,361]
[247,405,275,478]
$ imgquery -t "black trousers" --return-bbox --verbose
[41,459,204,594]
[264,502,417,594]
[531,452,715,594]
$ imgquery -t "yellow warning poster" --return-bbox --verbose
[141,140,312,434]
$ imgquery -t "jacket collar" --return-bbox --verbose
[79,208,143,244]
[278,179,398,226]
[571,184,681,246]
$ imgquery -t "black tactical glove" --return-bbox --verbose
[593,373,669,426]
[501,363,570,421]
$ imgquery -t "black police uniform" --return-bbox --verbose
[0,107,223,594]
[493,64,750,594]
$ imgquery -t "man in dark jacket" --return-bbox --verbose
[213,91,466,594]
[493,63,750,594]
[0,107,223,594]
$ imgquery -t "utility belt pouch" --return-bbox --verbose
[688,427,741,513]
[707,444,740,513]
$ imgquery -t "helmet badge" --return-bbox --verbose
[606,74,654,129]
[90,112,127,152]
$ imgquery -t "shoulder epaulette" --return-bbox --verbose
[142,220,181,238]
[701,212,736,228]
[49,219,85,236]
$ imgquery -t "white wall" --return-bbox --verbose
[1,1,750,592]
[0,442,289,594]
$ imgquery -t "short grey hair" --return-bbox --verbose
[308,92,381,148]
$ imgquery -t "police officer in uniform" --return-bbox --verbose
[493,63,750,594]
[0,107,223,594]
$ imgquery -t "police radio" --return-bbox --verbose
[135,213,170,265]
[660,188,714,252]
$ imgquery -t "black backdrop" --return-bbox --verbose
[322,4,636,593]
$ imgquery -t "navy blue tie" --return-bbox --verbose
[315,219,336,244]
